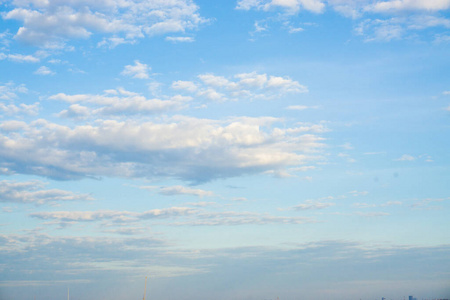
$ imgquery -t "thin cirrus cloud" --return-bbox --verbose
[165,36,195,43]
[30,208,316,227]
[0,180,93,205]
[287,200,335,211]
[0,116,325,182]
[139,184,215,197]
[30,207,196,223]
[158,186,215,197]
[2,0,209,48]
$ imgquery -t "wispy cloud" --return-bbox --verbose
[0,180,93,205]
[286,200,335,211]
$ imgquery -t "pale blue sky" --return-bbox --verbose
[1,0,450,299]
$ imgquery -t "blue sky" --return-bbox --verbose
[1,0,450,299]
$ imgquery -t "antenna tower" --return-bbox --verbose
[143,276,147,300]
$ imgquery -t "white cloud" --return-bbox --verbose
[165,36,195,43]
[395,154,416,161]
[355,211,389,217]
[34,66,55,75]
[173,211,315,226]
[0,82,28,100]
[237,0,450,40]
[381,201,402,206]
[236,0,326,14]
[0,116,325,182]
[50,88,192,116]
[30,207,195,223]
[57,104,91,119]
[198,74,232,88]
[366,0,450,13]
[411,197,450,209]
[0,120,28,131]
[231,197,248,202]
[172,80,198,92]
[0,102,39,115]
[121,60,150,79]
[288,200,335,210]
[29,207,317,227]
[0,180,93,205]
[353,202,376,208]
[0,53,40,63]
[349,190,369,196]
[286,105,309,110]
[4,0,208,48]
[197,88,226,101]
[173,71,308,102]
[355,18,404,41]
[289,26,304,33]
[158,186,214,197]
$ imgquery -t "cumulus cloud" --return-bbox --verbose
[0,116,325,182]
[172,71,308,102]
[0,102,39,115]
[50,88,192,117]
[34,66,55,75]
[121,60,151,79]
[0,82,28,100]
[172,80,199,92]
[3,0,208,48]
[0,180,93,205]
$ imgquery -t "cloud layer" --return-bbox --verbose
[3,0,208,48]
[0,116,325,182]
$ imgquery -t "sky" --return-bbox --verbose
[0,0,450,299]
